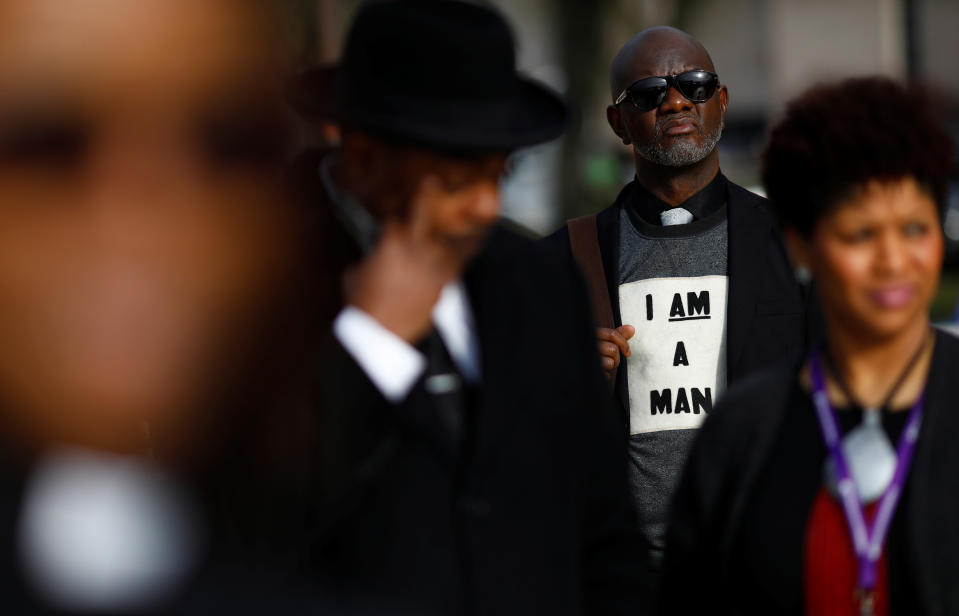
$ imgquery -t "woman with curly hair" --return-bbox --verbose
[661,77,956,615]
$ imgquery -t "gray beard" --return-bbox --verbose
[635,121,723,168]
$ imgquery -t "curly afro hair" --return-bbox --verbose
[762,77,955,236]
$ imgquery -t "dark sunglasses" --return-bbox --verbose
[614,70,719,111]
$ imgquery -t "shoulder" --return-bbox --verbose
[695,355,800,456]
[928,328,959,399]
[715,355,799,417]
[539,222,573,261]
[724,177,798,292]
[474,225,596,324]
[481,223,579,288]
[933,327,959,358]
[725,179,770,211]
[484,222,554,264]
[725,179,779,226]
[537,182,632,260]
[669,357,801,542]
[477,223,566,281]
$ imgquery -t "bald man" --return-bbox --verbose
[543,27,808,585]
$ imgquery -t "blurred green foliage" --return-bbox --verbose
[932,270,959,322]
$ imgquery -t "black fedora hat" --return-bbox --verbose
[291,0,568,151]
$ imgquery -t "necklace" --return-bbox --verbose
[822,331,930,504]
[809,341,927,616]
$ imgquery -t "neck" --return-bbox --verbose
[826,315,933,410]
[633,149,719,207]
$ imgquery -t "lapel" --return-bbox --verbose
[903,330,959,613]
[461,228,530,479]
[394,387,459,462]
[724,182,770,379]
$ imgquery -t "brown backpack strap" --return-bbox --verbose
[567,215,615,331]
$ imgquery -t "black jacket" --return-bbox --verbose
[663,329,959,615]
[541,178,809,419]
[291,149,648,615]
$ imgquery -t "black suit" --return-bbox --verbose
[663,329,959,615]
[541,178,809,418]
[291,150,647,615]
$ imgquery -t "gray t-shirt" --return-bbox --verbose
[618,202,729,566]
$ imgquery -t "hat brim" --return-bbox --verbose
[289,65,568,151]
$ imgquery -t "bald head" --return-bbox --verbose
[610,26,715,101]
[605,26,727,178]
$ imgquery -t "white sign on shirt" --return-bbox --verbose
[619,275,728,435]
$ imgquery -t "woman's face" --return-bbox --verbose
[0,0,299,454]
[793,176,944,343]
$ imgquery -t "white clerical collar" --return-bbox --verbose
[18,448,198,612]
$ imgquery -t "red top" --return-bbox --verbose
[804,488,890,615]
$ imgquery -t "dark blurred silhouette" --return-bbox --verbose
[287,1,647,614]
[663,77,957,615]
[0,0,324,612]
[540,28,809,608]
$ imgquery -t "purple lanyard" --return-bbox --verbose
[809,349,924,593]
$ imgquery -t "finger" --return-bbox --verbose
[597,328,631,357]
[597,344,621,373]
[617,324,636,340]
[598,341,620,360]
[596,327,622,342]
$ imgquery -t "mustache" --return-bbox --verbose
[654,114,703,137]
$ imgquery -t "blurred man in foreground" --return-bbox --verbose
[289,1,645,613]
[0,0,318,611]
[543,26,807,602]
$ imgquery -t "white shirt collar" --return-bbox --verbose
[432,281,481,384]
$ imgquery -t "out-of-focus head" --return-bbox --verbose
[763,77,954,341]
[294,0,567,261]
[0,0,300,456]
[338,132,508,262]
[607,26,727,169]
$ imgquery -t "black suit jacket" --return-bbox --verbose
[541,178,809,418]
[290,149,647,615]
[662,329,959,615]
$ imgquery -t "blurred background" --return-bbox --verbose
[292,0,959,316]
